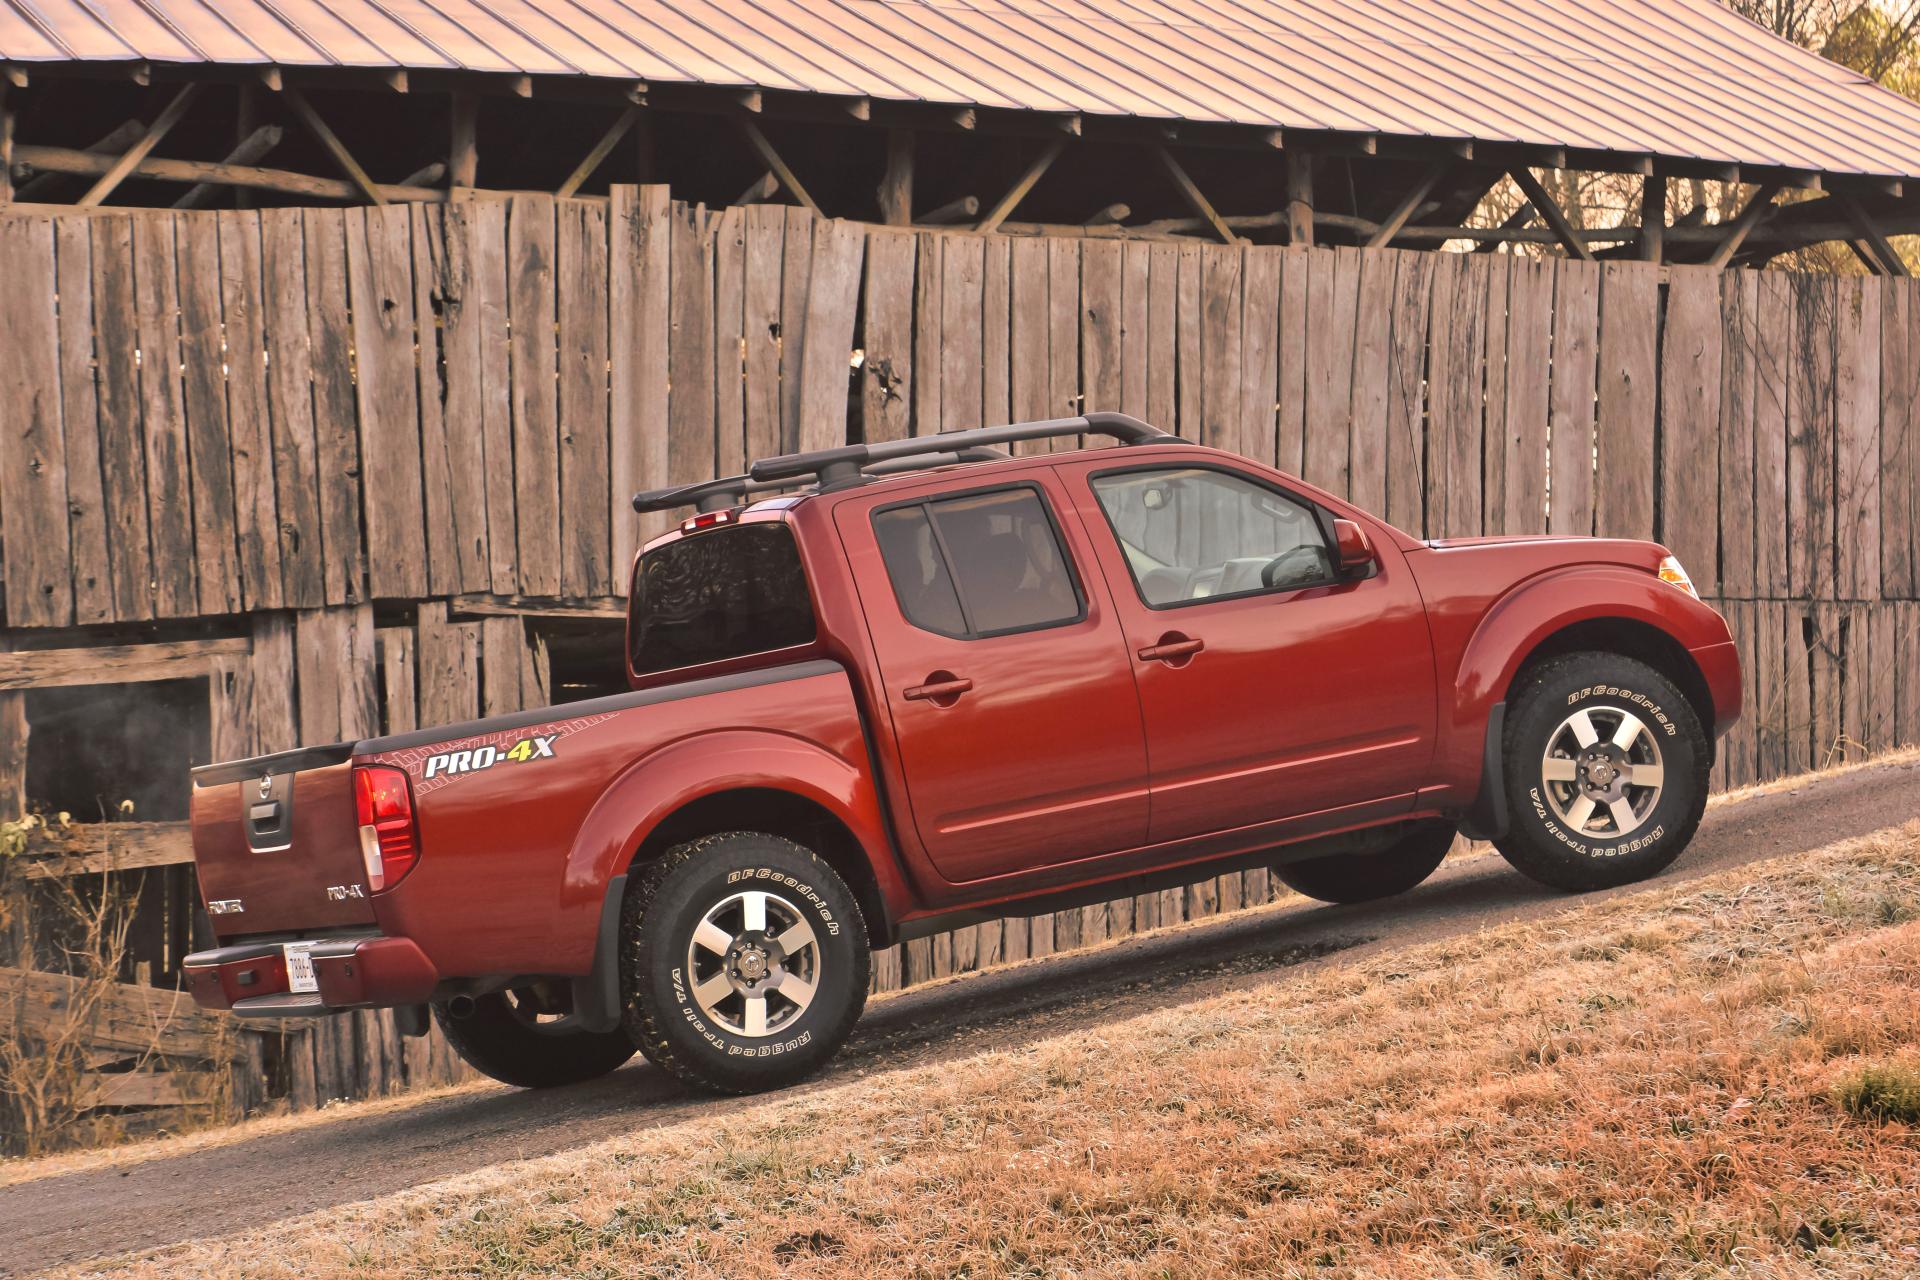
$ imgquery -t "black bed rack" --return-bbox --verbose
[632,412,1183,514]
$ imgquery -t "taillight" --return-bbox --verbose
[353,764,419,892]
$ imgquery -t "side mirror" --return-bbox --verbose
[1332,518,1376,577]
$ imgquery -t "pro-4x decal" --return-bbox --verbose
[374,712,619,796]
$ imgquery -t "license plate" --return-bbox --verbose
[283,942,319,994]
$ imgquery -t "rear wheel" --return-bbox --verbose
[1272,820,1455,904]
[623,832,869,1095]
[431,986,637,1089]
[1495,651,1709,892]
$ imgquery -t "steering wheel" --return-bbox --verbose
[1261,544,1331,590]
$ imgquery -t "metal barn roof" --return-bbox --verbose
[6,0,1920,180]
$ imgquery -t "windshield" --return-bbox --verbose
[628,523,817,675]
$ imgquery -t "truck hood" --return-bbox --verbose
[1421,533,1666,571]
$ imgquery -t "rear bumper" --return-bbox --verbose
[183,934,439,1016]
[1689,639,1744,737]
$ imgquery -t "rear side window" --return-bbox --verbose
[629,524,816,674]
[872,487,1083,638]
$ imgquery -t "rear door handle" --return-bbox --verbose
[1137,636,1204,663]
[903,676,973,702]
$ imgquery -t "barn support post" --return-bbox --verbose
[1640,169,1665,262]
[737,116,819,213]
[1285,148,1314,246]
[878,128,913,225]
[449,91,478,189]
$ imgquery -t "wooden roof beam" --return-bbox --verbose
[77,81,202,208]
[281,86,387,205]
[976,135,1067,234]
[2,64,25,89]
[1703,181,1784,269]
[1838,191,1910,276]
[1364,159,1452,248]
[1155,145,1236,244]
[172,123,283,209]
[1507,166,1594,261]
[555,103,642,198]
[737,114,819,214]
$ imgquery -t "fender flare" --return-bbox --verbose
[1441,566,1712,805]
[557,729,912,966]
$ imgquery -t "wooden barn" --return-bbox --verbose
[4,0,1920,1140]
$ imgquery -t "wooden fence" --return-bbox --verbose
[2,187,1919,1120]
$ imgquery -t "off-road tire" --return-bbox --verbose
[431,991,637,1089]
[623,832,869,1095]
[1496,651,1709,892]
[1272,820,1456,904]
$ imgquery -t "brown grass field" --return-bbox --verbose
[37,818,1920,1279]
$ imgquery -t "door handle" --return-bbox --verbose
[903,676,973,702]
[1137,635,1204,663]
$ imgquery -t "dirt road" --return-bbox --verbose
[6,758,1918,1275]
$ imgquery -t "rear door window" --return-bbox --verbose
[629,524,816,674]
[872,486,1084,638]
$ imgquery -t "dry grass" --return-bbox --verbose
[51,817,1920,1280]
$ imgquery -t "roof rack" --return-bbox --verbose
[631,412,1183,514]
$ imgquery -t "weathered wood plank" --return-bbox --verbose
[1199,242,1244,458]
[1046,238,1080,442]
[1718,269,1758,597]
[798,218,864,450]
[1547,258,1599,536]
[860,229,915,443]
[258,210,325,609]
[55,219,114,625]
[1881,278,1915,599]
[1147,242,1180,439]
[1081,238,1125,426]
[1753,272,1793,597]
[16,822,193,879]
[295,606,377,743]
[1174,241,1202,441]
[558,199,612,597]
[89,214,155,620]
[175,215,243,617]
[131,214,197,617]
[1007,235,1047,440]
[1426,253,1486,537]
[1786,606,1813,773]
[1870,604,1897,752]
[1479,256,1511,531]
[416,602,481,727]
[1659,265,1723,597]
[1383,250,1430,533]
[1502,256,1552,535]
[1788,275,1836,599]
[667,202,716,500]
[711,204,747,478]
[347,204,428,600]
[302,208,366,606]
[741,203,786,463]
[380,626,418,736]
[1594,262,1658,540]
[1834,275,1881,601]
[611,186,672,552]
[1239,246,1281,465]
[939,233,984,431]
[216,211,285,612]
[0,215,74,626]
[778,208,816,450]
[411,205,469,595]
[1350,247,1395,515]
[0,966,232,1061]
[249,612,298,753]
[509,195,562,596]
[982,235,1011,427]
[1303,248,1357,497]
[0,637,247,690]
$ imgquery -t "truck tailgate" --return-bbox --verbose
[190,748,375,937]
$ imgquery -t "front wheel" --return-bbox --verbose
[1272,821,1456,904]
[1495,652,1710,892]
[623,832,869,1095]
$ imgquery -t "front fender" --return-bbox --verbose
[1437,566,1730,802]
[554,729,908,965]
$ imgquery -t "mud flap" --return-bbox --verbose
[571,873,628,1034]
[1458,701,1509,842]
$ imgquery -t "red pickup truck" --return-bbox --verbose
[185,413,1741,1095]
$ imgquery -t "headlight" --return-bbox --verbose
[1657,555,1698,599]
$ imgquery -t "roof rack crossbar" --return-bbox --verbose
[749,412,1180,483]
[629,444,1017,515]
